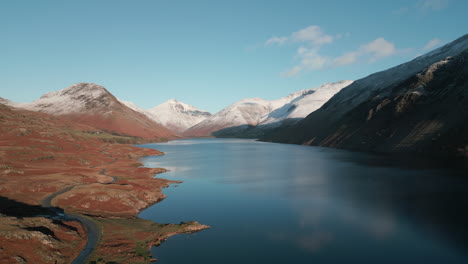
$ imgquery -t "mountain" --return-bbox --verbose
[259,80,353,127]
[18,83,175,140]
[185,80,352,137]
[261,34,468,156]
[184,98,271,137]
[0,97,19,107]
[147,99,211,133]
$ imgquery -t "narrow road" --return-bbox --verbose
[41,185,101,264]
[68,213,100,264]
[99,168,118,184]
[39,145,121,263]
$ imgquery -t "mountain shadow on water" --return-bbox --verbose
[212,118,302,138]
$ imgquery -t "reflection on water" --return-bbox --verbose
[138,139,468,264]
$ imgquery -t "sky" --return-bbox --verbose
[1,0,467,113]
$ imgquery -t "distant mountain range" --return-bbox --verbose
[261,34,468,156]
[2,33,467,156]
[2,81,351,139]
[185,80,352,137]
[118,99,212,134]
[1,83,174,140]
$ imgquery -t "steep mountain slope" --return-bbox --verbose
[147,99,212,133]
[261,34,468,156]
[19,83,175,140]
[184,98,272,137]
[260,80,353,126]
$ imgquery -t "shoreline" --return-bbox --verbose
[1,142,209,263]
[0,105,209,263]
[46,143,209,263]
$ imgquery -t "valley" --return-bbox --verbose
[0,23,467,264]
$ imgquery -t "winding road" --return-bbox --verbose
[41,193,101,264]
[40,145,121,264]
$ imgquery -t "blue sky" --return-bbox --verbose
[1,0,467,113]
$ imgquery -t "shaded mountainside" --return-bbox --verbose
[16,83,175,140]
[261,34,468,156]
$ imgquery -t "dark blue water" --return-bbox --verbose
[138,138,468,264]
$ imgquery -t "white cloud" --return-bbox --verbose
[291,25,334,46]
[265,36,288,46]
[333,52,359,66]
[283,66,303,77]
[283,38,398,76]
[264,25,333,47]
[299,49,328,70]
[360,38,397,61]
[265,26,399,77]
[422,38,442,50]
[282,47,329,77]
[418,0,449,11]
[333,38,396,66]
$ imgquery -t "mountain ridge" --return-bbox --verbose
[187,80,353,137]
[260,34,468,156]
[147,99,212,133]
[11,83,175,140]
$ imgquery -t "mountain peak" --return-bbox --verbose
[22,83,117,115]
[40,83,109,99]
[0,97,11,105]
[147,99,211,133]
[15,83,175,139]
[165,99,180,104]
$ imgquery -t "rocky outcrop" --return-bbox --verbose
[0,216,86,264]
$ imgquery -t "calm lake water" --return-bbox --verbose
[138,138,468,264]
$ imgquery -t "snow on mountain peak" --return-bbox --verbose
[146,99,212,133]
[258,80,353,126]
[185,80,353,136]
[22,83,116,115]
[0,97,13,106]
[40,83,108,99]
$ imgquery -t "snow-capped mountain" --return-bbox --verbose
[261,34,468,156]
[0,97,17,107]
[17,83,175,140]
[260,80,353,127]
[185,80,352,137]
[184,98,272,137]
[118,99,150,117]
[21,83,116,115]
[147,99,211,133]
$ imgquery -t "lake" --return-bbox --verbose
[138,138,468,264]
